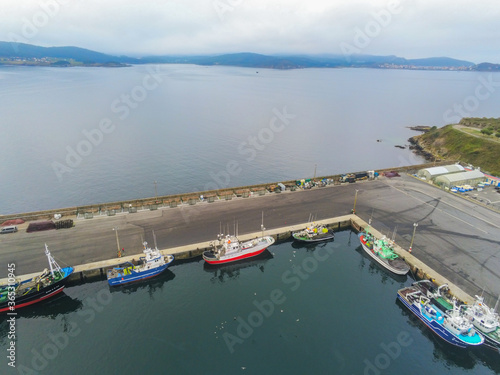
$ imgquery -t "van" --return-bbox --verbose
[1,226,18,234]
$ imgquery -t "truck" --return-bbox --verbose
[340,172,369,183]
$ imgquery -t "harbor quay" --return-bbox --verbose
[1,171,499,305]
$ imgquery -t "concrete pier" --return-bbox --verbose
[1,171,499,306]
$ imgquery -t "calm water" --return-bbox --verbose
[1,65,500,214]
[1,231,499,374]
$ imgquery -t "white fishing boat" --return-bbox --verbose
[358,227,409,275]
[464,295,500,346]
[203,233,275,265]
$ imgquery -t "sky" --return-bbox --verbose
[1,0,499,63]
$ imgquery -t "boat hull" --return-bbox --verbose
[359,234,409,275]
[203,247,268,265]
[292,231,334,243]
[107,259,173,286]
[397,293,469,348]
[397,289,483,348]
[482,329,500,346]
[0,267,73,313]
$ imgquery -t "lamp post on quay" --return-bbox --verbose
[409,222,418,253]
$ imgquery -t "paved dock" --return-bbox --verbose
[1,174,499,303]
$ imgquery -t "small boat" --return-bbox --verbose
[0,244,74,313]
[292,223,334,243]
[203,233,275,265]
[358,228,409,275]
[397,284,484,348]
[463,295,500,346]
[107,241,174,286]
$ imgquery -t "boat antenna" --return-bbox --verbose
[392,225,398,242]
[261,211,265,237]
[220,221,222,236]
[152,230,158,250]
[494,296,500,313]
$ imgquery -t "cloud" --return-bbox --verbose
[1,0,499,62]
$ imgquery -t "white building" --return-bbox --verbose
[434,170,486,188]
[417,164,465,181]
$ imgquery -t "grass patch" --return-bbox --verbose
[416,125,500,176]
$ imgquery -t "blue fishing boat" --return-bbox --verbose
[397,283,484,348]
[107,241,174,286]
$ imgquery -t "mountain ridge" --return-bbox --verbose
[1,41,497,70]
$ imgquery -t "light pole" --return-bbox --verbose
[409,222,418,253]
[153,180,158,202]
[113,227,121,257]
[352,189,359,214]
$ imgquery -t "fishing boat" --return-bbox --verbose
[107,241,174,286]
[413,279,454,312]
[464,295,500,346]
[0,245,74,313]
[358,228,409,275]
[203,233,275,265]
[292,223,334,243]
[397,284,484,348]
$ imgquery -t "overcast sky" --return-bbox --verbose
[1,0,499,63]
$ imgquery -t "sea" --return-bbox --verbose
[1,232,499,374]
[1,65,500,374]
[1,64,499,215]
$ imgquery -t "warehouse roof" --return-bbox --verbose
[435,170,485,183]
[419,164,465,176]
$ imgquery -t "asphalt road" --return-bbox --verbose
[1,175,499,303]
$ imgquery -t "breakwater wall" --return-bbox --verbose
[0,161,452,223]
[0,213,474,305]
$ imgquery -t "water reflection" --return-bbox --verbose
[0,292,82,321]
[108,269,175,299]
[291,238,335,251]
[203,251,273,283]
[395,298,500,372]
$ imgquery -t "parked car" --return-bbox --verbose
[1,225,18,234]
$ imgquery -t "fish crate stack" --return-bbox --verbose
[251,187,266,196]
[55,219,74,229]
[218,191,234,200]
[235,189,250,198]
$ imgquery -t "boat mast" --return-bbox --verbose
[261,211,266,237]
[152,230,158,250]
[392,225,398,242]
[45,244,62,277]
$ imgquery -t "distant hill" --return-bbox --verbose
[141,52,475,70]
[405,56,474,67]
[471,62,500,72]
[0,41,138,65]
[0,41,495,70]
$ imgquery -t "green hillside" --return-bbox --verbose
[413,123,500,176]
